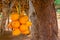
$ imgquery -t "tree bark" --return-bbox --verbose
[31,0,58,40]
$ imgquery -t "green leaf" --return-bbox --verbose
[55,0,60,5]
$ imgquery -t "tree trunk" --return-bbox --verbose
[31,0,58,40]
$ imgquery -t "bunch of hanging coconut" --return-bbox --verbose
[8,11,32,36]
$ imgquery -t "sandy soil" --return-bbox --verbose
[57,19,60,40]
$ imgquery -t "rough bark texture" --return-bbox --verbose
[31,0,58,40]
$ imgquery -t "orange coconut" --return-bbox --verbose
[12,29,21,36]
[11,21,20,28]
[19,24,29,32]
[19,15,28,24]
[10,12,19,21]
[26,21,32,27]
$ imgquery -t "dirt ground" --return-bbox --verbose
[58,19,60,40]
